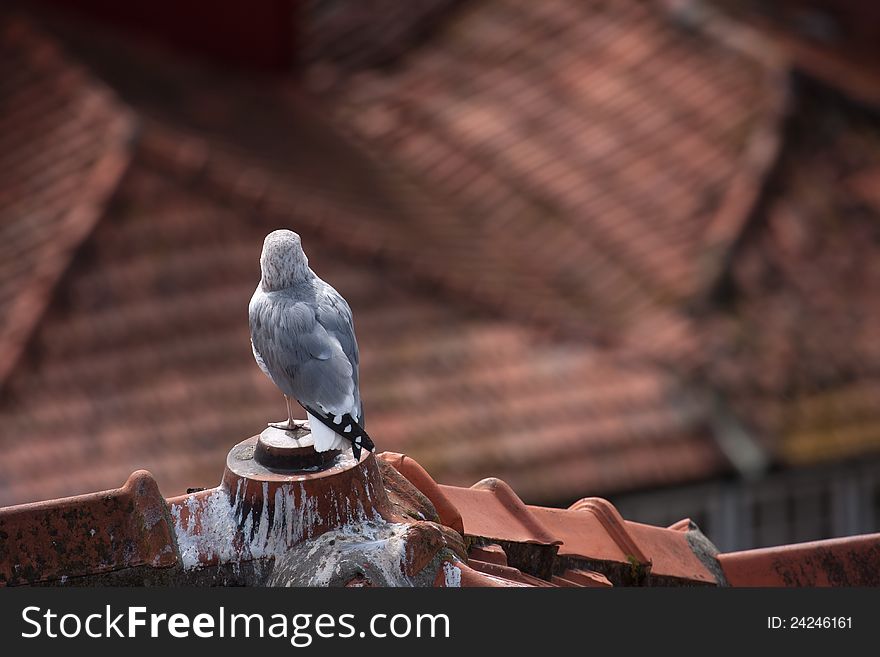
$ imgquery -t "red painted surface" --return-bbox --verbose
[38,0,299,71]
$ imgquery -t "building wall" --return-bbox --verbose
[612,456,880,552]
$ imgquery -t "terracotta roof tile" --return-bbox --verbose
[393,458,723,585]
[0,10,729,506]
[0,470,176,586]
[323,0,786,353]
[4,445,878,587]
[1,442,469,587]
[8,0,876,514]
[718,533,880,587]
[468,543,508,566]
[624,520,717,584]
[467,559,557,587]
[553,568,613,588]
[0,159,723,505]
[441,560,531,587]
[439,478,561,547]
[0,441,482,587]
[0,15,134,387]
[388,458,718,584]
[377,452,463,533]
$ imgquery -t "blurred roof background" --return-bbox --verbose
[1,0,879,551]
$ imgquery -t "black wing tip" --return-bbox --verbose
[305,407,375,459]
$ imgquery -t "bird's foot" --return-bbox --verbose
[268,419,309,432]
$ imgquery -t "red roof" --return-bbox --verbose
[321,0,788,356]
[0,155,724,504]
[705,82,880,464]
[0,17,133,386]
[0,8,731,507]
[2,442,876,587]
[2,0,880,515]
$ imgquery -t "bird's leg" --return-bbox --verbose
[268,395,309,431]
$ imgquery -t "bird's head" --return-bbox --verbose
[260,229,310,291]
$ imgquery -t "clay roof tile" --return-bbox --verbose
[0,470,177,586]
[0,14,134,389]
[718,533,880,587]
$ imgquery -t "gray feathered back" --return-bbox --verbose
[249,230,363,422]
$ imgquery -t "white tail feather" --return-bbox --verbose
[307,411,347,452]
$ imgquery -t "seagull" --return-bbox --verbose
[249,229,375,459]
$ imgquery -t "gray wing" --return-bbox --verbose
[249,286,357,417]
[313,279,363,422]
